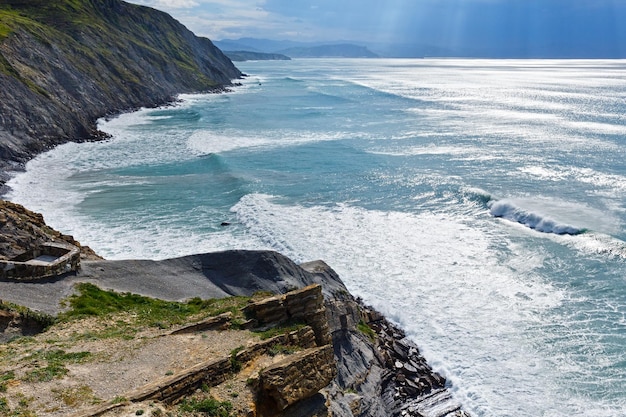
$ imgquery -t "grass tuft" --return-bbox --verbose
[357,320,377,341]
[253,322,307,340]
[0,371,15,392]
[229,346,244,372]
[179,397,233,416]
[23,349,91,382]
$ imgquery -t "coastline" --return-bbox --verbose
[0,2,472,413]
[0,89,468,416]
[0,84,236,195]
[0,248,470,417]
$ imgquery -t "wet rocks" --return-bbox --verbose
[357,303,468,417]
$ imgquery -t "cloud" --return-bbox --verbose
[126,0,626,57]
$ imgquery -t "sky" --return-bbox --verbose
[127,0,626,57]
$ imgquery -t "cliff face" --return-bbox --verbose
[0,0,241,172]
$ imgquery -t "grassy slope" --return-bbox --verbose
[0,0,226,91]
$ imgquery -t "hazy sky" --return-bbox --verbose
[128,0,626,57]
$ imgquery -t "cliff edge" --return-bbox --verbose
[0,206,470,417]
[0,0,241,176]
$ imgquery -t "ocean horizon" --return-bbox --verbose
[8,58,626,416]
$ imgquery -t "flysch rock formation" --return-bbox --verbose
[1,249,471,417]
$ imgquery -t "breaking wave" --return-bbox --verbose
[489,200,585,235]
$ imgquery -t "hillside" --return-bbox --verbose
[0,205,469,417]
[224,50,291,62]
[0,0,241,176]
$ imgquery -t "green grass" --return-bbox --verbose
[0,397,8,413]
[253,322,307,340]
[268,344,300,357]
[357,320,377,341]
[0,9,21,40]
[23,349,91,382]
[52,384,101,407]
[0,393,36,416]
[0,371,15,392]
[179,397,233,416]
[229,346,244,373]
[60,283,250,331]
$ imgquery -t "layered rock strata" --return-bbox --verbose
[70,284,336,417]
[0,215,472,417]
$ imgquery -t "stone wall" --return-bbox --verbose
[0,242,80,281]
[257,345,336,413]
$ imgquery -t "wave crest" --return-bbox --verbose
[489,200,584,235]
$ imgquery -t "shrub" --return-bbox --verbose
[179,397,233,416]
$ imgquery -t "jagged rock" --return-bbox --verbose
[242,284,331,346]
[2,242,470,417]
[257,345,336,414]
[0,200,100,262]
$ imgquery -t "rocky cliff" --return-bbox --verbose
[0,0,241,176]
[0,199,99,260]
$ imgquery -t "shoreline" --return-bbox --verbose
[0,84,238,196]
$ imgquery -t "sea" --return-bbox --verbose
[7,59,626,416]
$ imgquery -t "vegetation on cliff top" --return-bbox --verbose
[0,284,311,416]
[0,0,229,88]
[60,282,252,330]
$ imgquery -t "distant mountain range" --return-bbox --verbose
[215,38,380,59]
[223,51,291,62]
[214,38,455,58]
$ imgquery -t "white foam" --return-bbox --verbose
[228,194,626,416]
[186,129,347,155]
[489,199,583,235]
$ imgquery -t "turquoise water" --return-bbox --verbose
[8,59,626,416]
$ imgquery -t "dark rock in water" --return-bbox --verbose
[393,341,410,359]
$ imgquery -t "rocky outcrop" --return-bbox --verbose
[0,0,241,175]
[301,261,469,417]
[70,284,335,417]
[242,283,332,346]
[0,302,55,343]
[258,345,336,413]
[0,199,98,261]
